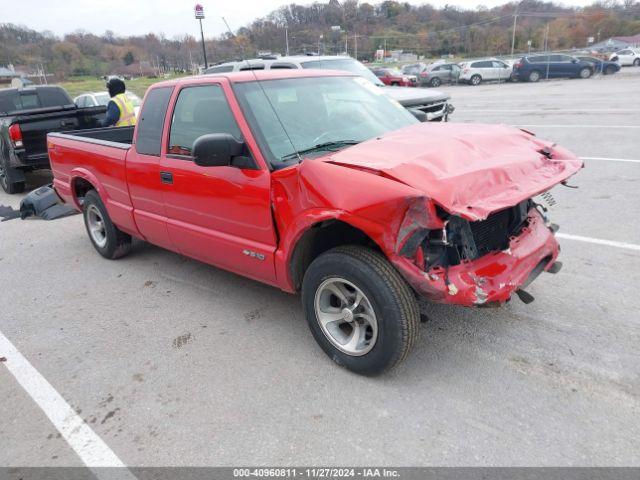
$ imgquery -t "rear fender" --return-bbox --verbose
[69,167,106,209]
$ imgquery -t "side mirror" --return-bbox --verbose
[408,108,427,122]
[193,133,245,167]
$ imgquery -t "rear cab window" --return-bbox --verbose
[37,88,73,107]
[136,87,173,156]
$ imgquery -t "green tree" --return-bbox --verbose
[123,51,135,65]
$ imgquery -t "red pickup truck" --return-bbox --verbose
[48,70,582,375]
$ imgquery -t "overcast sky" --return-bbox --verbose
[4,0,598,39]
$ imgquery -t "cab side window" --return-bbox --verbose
[168,85,241,157]
[136,86,173,156]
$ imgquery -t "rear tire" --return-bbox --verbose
[469,74,482,86]
[429,77,442,87]
[528,70,541,82]
[634,58,640,67]
[82,190,132,259]
[302,246,420,376]
[0,143,25,194]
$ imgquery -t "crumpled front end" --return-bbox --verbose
[391,197,560,306]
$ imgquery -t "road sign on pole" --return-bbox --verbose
[194,4,207,68]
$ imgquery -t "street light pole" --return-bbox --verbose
[195,4,207,68]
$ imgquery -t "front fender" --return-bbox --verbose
[271,159,424,291]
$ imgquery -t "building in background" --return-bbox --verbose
[0,66,20,86]
[590,33,640,52]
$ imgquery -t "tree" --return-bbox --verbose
[123,51,135,65]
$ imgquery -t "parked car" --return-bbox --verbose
[401,63,427,76]
[512,54,595,82]
[609,48,640,66]
[74,91,142,116]
[416,62,461,87]
[0,85,105,193]
[371,67,417,87]
[458,58,513,85]
[205,56,453,121]
[576,56,621,75]
[48,69,582,375]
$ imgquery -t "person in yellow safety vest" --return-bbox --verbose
[102,78,137,127]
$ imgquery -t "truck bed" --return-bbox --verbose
[54,125,135,146]
[48,126,134,213]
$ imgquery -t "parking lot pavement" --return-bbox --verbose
[1,67,639,468]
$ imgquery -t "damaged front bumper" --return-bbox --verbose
[392,209,560,306]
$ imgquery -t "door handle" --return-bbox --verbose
[160,171,173,184]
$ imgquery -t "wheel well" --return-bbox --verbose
[73,177,95,204]
[289,220,381,291]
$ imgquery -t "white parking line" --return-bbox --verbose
[0,330,136,478]
[514,124,640,128]
[580,156,640,164]
[462,109,640,113]
[557,233,640,252]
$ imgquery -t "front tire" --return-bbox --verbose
[579,67,592,79]
[82,190,132,259]
[302,246,419,376]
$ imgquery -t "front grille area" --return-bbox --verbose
[469,208,513,257]
[417,101,446,114]
[423,200,531,268]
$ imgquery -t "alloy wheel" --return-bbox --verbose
[314,277,378,356]
[86,204,107,248]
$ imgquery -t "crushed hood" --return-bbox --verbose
[325,122,583,220]
[382,86,450,105]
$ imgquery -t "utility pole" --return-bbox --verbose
[194,4,207,69]
[345,31,348,54]
[285,28,290,56]
[354,33,358,60]
[510,14,518,57]
[511,0,527,58]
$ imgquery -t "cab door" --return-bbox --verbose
[126,86,175,250]
[159,81,277,284]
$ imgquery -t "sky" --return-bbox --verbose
[2,0,599,39]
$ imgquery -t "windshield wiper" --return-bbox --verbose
[281,140,361,161]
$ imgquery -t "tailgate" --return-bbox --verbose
[13,106,106,158]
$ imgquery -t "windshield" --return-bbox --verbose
[234,76,417,168]
[300,58,385,87]
[94,93,110,106]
